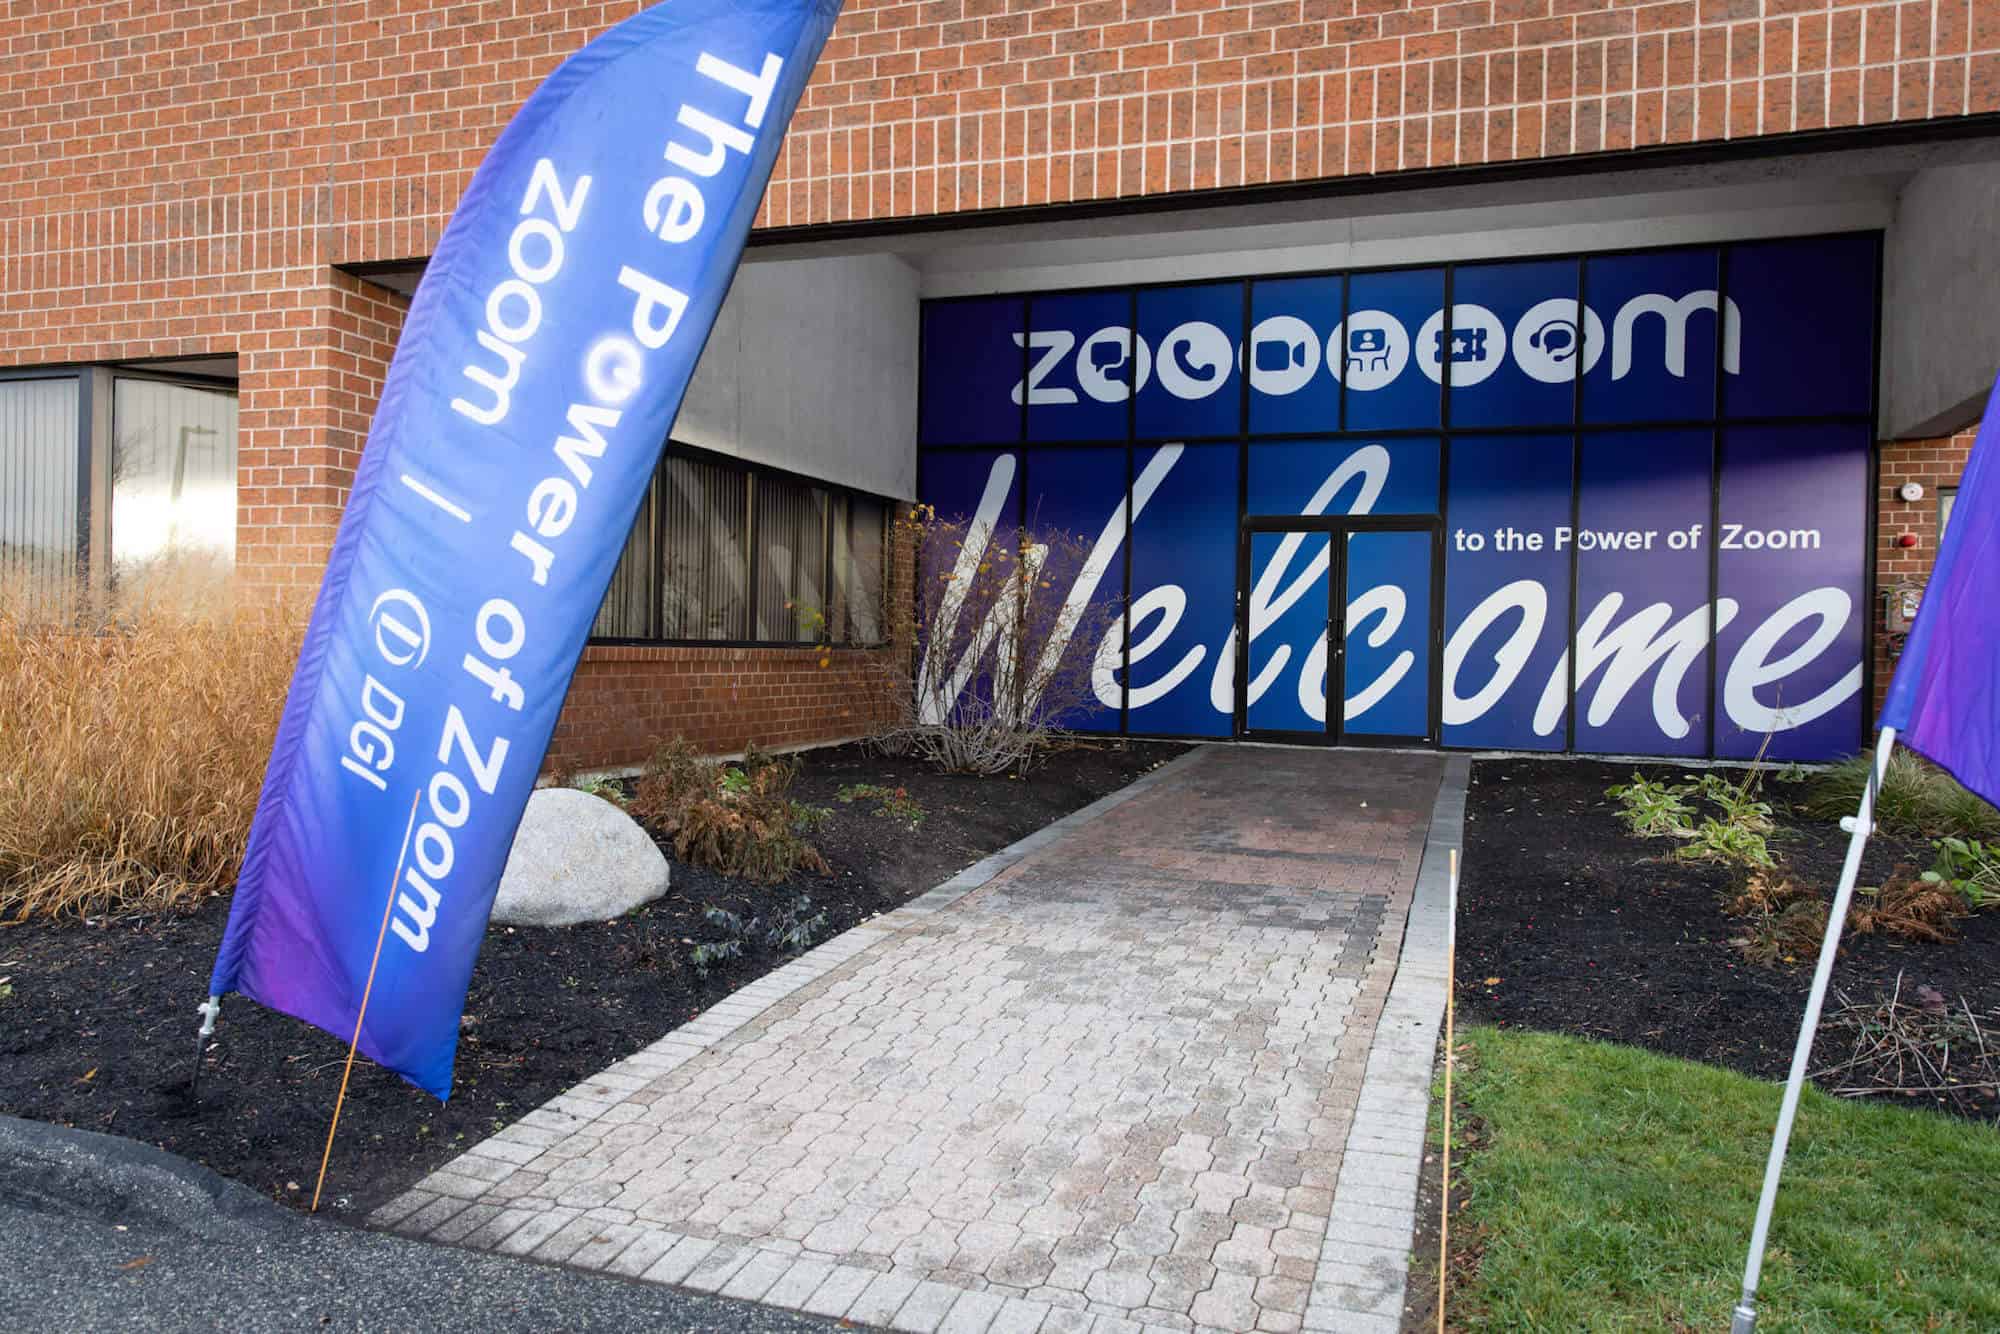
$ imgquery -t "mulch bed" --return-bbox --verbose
[0,739,1185,1219]
[1457,757,2000,1120]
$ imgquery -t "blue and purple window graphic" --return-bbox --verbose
[918,235,1879,760]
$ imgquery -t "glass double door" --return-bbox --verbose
[1235,518,1438,745]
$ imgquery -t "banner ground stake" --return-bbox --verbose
[190,995,221,1102]
[312,789,423,1214]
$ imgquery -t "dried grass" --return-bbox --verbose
[1726,860,1973,968]
[1726,870,1818,919]
[1726,871,1826,967]
[1731,894,1829,968]
[629,740,828,884]
[0,561,302,922]
[1850,868,1971,944]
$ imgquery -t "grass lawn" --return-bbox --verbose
[1440,1026,2000,1331]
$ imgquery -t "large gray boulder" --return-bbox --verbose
[492,788,670,927]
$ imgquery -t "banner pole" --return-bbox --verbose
[1437,847,1459,1334]
[311,789,423,1215]
[1731,726,1897,1333]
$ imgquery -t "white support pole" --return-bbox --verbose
[1731,726,1898,1333]
[190,994,221,1100]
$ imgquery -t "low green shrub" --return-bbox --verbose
[1698,771,1774,834]
[1803,751,2000,840]
[1610,766,1779,869]
[1605,774,1697,837]
[1920,836,2000,909]
[1677,816,1777,870]
[835,782,924,827]
[629,741,828,884]
[690,897,828,974]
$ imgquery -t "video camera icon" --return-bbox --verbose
[1254,337,1307,373]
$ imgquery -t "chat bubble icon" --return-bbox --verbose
[1088,340,1128,374]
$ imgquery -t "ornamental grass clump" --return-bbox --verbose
[0,562,300,922]
[1804,749,2000,840]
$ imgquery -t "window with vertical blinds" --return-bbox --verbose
[833,494,888,644]
[755,479,828,642]
[0,377,80,586]
[661,455,751,641]
[591,445,890,647]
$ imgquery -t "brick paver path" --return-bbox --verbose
[383,747,1444,1334]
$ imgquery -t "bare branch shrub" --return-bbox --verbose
[863,505,1124,775]
[1814,974,1999,1119]
[0,557,303,922]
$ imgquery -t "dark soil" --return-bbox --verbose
[0,739,1185,1219]
[1457,757,2000,1120]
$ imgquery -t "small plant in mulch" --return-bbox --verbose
[1678,766,1779,869]
[1918,836,2000,910]
[1697,771,1775,833]
[689,897,829,975]
[567,774,629,807]
[1814,974,2000,1119]
[629,740,829,883]
[1727,872,1828,967]
[1606,763,1778,869]
[835,782,924,827]
[1678,816,1777,870]
[1605,774,1697,837]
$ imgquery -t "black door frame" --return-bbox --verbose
[1234,514,1442,747]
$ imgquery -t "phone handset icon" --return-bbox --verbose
[1167,332,1223,385]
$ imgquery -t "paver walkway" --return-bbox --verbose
[381,746,1447,1334]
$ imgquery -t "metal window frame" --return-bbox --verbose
[103,369,243,585]
[0,362,241,592]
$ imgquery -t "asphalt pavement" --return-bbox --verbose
[0,1115,855,1332]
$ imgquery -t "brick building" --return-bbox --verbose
[3,1,1997,768]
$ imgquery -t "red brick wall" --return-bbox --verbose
[546,645,902,773]
[758,0,2000,227]
[1872,421,1976,716]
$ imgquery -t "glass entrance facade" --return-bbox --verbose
[917,233,1880,762]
